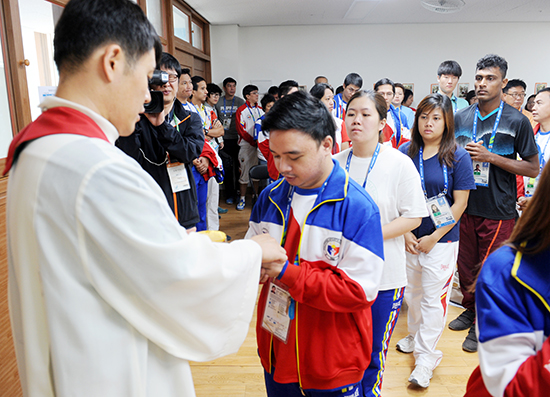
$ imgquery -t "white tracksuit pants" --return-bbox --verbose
[404,241,458,370]
[206,178,219,231]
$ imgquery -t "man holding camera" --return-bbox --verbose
[117,52,204,229]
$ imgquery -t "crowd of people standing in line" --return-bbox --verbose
[119,49,550,395]
[219,56,549,395]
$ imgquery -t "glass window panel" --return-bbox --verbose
[147,0,164,37]
[173,6,189,42]
[191,22,203,50]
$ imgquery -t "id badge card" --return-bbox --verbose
[222,118,231,130]
[261,280,292,343]
[525,175,539,197]
[473,160,490,187]
[426,195,455,229]
[167,162,190,193]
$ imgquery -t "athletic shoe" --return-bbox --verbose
[409,365,433,388]
[225,197,235,205]
[448,309,475,331]
[236,198,246,211]
[218,207,228,214]
[462,324,478,352]
[396,334,415,354]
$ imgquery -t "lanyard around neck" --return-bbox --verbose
[170,111,181,133]
[223,97,235,117]
[281,177,329,246]
[194,103,208,128]
[345,143,380,188]
[419,146,448,197]
[246,103,260,124]
[473,101,504,152]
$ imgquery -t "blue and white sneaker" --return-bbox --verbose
[236,198,246,211]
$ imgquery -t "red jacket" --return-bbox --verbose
[258,135,279,181]
[252,166,384,391]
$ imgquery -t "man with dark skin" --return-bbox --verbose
[452,54,539,353]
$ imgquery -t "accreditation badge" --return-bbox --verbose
[167,162,191,192]
[222,117,231,130]
[426,195,455,229]
[473,160,490,187]
[261,280,292,343]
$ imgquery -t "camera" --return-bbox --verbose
[144,70,169,113]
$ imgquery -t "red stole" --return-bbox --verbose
[3,107,109,175]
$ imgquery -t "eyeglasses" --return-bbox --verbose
[210,93,220,98]
[167,74,179,83]
[506,92,526,99]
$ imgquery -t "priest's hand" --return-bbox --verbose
[251,234,287,280]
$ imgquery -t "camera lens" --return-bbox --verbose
[149,70,169,87]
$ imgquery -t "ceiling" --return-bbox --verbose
[185,0,550,27]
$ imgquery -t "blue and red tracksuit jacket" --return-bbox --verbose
[246,161,384,391]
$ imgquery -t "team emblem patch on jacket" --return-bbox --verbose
[324,237,341,261]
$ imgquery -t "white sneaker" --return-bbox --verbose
[409,365,433,388]
[396,334,415,354]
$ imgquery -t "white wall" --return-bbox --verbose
[211,22,550,106]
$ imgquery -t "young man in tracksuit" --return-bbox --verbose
[235,84,264,210]
[245,91,385,397]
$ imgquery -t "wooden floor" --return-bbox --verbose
[190,196,478,396]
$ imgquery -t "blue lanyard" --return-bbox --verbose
[222,97,235,117]
[282,186,296,245]
[345,144,380,188]
[246,103,260,124]
[536,130,550,171]
[472,101,504,152]
[419,146,448,197]
[281,177,330,243]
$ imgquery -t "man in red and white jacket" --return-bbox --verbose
[235,84,264,210]
[246,91,384,397]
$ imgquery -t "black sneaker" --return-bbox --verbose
[462,324,478,352]
[448,309,475,331]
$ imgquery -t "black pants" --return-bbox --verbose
[220,138,240,200]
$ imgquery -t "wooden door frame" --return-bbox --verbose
[1,0,32,136]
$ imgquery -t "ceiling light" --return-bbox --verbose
[421,0,465,14]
